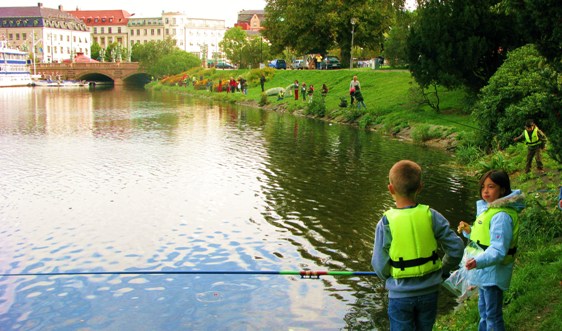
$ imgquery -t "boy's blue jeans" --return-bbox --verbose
[388,291,438,331]
[478,286,505,331]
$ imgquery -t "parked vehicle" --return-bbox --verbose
[291,59,306,70]
[268,59,287,70]
[216,62,235,69]
[320,56,341,70]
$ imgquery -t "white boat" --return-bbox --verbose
[0,41,32,87]
[33,79,88,87]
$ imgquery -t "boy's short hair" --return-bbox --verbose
[525,119,535,128]
[389,160,422,197]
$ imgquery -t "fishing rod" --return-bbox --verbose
[0,270,379,279]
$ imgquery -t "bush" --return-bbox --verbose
[411,124,443,143]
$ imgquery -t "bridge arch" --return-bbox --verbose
[35,62,149,86]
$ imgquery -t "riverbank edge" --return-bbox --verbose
[148,81,561,331]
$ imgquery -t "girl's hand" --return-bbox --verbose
[465,258,477,270]
[457,221,471,234]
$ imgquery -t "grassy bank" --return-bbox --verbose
[151,67,475,148]
[149,67,561,330]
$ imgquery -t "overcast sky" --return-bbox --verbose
[3,0,268,26]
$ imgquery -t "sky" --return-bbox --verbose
[3,0,268,26]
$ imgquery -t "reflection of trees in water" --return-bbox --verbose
[248,113,475,329]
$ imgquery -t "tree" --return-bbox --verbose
[503,0,562,162]
[383,10,415,66]
[131,38,179,70]
[150,51,201,78]
[407,0,522,94]
[219,27,247,68]
[262,0,404,66]
[473,45,561,161]
[90,41,102,61]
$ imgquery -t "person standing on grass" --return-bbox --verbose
[260,74,266,92]
[513,119,547,174]
[372,160,464,331]
[349,75,361,106]
[458,170,524,331]
[293,80,299,100]
[354,86,366,110]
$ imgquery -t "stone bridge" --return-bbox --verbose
[34,62,150,85]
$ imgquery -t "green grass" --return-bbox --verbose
[152,67,478,139]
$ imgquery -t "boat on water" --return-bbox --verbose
[0,41,32,87]
[33,79,88,87]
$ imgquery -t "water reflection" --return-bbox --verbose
[0,87,476,330]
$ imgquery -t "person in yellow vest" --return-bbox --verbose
[458,170,524,331]
[513,119,547,173]
[372,160,464,331]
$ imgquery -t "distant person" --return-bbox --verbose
[321,84,329,99]
[372,160,464,331]
[307,84,314,103]
[260,74,266,92]
[293,80,299,100]
[349,75,361,106]
[457,170,524,331]
[277,89,285,101]
[315,54,323,69]
[354,86,366,109]
[513,119,547,173]
[301,82,307,102]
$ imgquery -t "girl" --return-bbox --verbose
[458,170,524,331]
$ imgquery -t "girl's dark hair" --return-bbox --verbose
[479,170,512,198]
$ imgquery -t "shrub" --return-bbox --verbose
[411,124,443,143]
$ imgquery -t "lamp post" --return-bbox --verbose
[350,18,356,70]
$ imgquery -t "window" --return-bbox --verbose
[101,27,104,34]
[151,29,154,36]
[22,33,27,40]
[157,29,161,35]
[108,27,112,34]
[8,34,13,40]
[137,29,140,36]
[93,27,97,33]
[144,29,147,36]
[16,34,20,40]
[118,27,121,33]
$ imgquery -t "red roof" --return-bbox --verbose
[74,52,98,63]
[66,9,132,26]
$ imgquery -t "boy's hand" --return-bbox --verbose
[457,221,471,234]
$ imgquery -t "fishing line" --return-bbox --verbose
[0,270,379,279]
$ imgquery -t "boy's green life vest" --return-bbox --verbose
[470,207,519,264]
[524,127,541,147]
[385,204,442,278]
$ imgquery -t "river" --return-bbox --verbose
[0,86,476,330]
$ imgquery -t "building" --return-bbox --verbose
[128,16,164,45]
[66,9,132,52]
[0,4,91,63]
[162,12,225,61]
[235,10,265,32]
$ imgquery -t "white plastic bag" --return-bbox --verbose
[442,241,483,300]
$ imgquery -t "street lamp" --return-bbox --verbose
[350,18,356,69]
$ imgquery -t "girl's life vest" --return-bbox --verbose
[470,207,519,264]
[385,204,442,278]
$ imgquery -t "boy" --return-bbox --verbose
[372,160,464,331]
[513,119,547,173]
